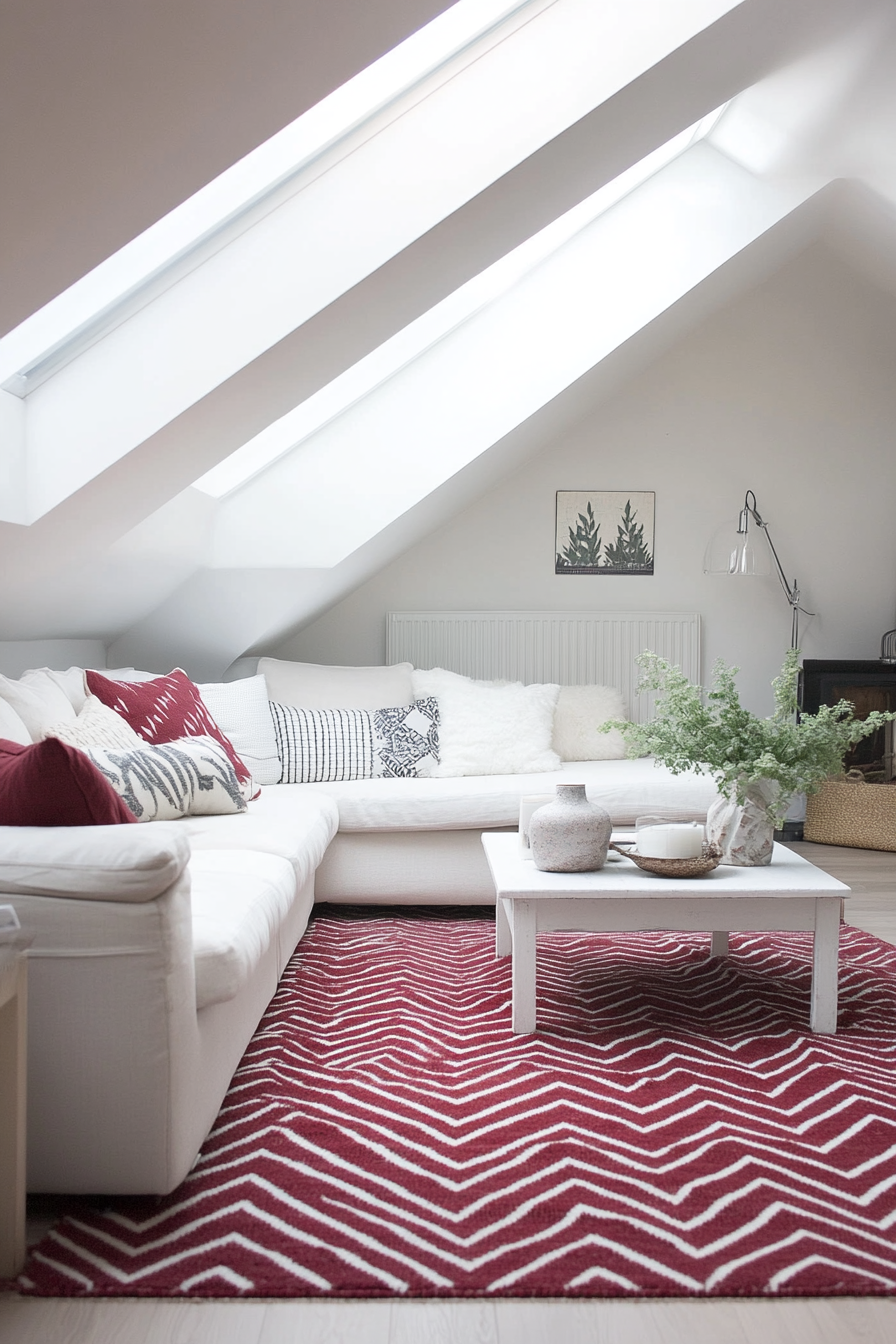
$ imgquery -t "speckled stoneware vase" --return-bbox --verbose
[529,783,612,873]
[705,779,777,866]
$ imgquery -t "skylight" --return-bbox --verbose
[0,0,543,396]
[2,0,743,526]
[193,107,727,500]
[206,138,818,573]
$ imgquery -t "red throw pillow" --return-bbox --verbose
[0,738,138,826]
[85,668,257,797]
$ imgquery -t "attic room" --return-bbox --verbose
[2,0,896,1338]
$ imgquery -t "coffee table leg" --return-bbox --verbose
[510,900,537,1034]
[710,931,729,957]
[495,895,511,958]
[810,897,840,1034]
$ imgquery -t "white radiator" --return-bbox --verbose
[386,610,701,724]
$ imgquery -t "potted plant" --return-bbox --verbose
[606,648,896,865]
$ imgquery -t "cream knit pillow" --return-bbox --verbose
[43,695,144,751]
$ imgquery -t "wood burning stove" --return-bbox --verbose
[799,660,896,781]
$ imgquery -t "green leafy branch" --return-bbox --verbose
[603,648,896,823]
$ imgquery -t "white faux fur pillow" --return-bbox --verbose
[412,667,560,777]
[551,685,629,761]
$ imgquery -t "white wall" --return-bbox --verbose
[0,639,107,679]
[273,241,896,715]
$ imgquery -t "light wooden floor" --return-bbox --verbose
[2,842,894,1343]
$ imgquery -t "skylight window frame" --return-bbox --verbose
[193,105,728,500]
[0,0,554,397]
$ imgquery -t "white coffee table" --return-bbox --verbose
[481,833,850,1035]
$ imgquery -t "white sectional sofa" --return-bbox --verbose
[0,652,720,1195]
[3,798,336,1195]
[273,757,720,903]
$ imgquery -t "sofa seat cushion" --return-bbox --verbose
[189,850,298,1010]
[278,759,722,832]
[178,791,338,888]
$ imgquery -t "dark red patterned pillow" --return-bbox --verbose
[85,668,258,798]
[0,737,137,826]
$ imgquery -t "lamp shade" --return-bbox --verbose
[703,518,771,576]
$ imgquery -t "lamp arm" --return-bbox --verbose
[755,514,798,604]
[740,490,814,648]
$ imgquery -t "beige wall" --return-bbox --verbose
[275,241,896,715]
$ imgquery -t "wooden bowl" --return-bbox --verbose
[609,841,722,879]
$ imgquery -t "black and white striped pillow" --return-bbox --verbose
[270,705,375,783]
[270,699,439,783]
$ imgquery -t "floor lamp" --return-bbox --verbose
[703,490,813,650]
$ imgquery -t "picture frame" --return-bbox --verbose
[555,490,655,575]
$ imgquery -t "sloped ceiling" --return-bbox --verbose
[0,0,455,337]
[2,0,896,677]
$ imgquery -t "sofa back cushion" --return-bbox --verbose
[0,737,138,826]
[0,696,31,746]
[258,657,414,710]
[0,669,77,741]
[86,668,257,798]
[197,675,281,786]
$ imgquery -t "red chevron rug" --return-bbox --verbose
[19,905,896,1299]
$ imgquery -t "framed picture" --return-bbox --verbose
[555,490,655,575]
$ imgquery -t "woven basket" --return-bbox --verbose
[804,771,896,851]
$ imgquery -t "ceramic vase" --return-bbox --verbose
[529,783,612,872]
[705,778,779,866]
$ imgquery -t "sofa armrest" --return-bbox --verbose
[0,824,190,902]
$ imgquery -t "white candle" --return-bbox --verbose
[636,823,703,859]
[518,794,555,854]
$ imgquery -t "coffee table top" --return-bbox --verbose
[482,833,850,901]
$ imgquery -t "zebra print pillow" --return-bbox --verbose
[84,735,248,821]
[270,698,439,783]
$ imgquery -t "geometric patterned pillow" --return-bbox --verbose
[270,697,439,784]
[83,736,248,821]
[372,697,439,778]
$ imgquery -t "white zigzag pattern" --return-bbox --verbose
[23,911,896,1299]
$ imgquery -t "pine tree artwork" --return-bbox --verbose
[555,491,655,575]
[602,498,654,572]
[557,500,602,568]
